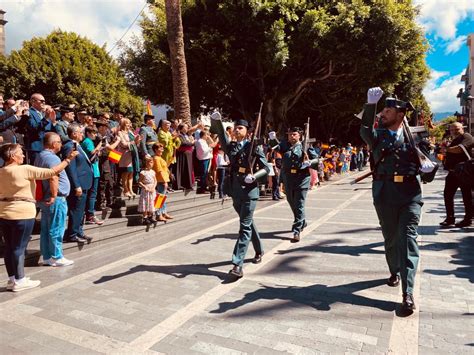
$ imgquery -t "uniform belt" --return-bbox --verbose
[373,174,417,183]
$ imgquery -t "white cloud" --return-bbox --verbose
[423,69,465,112]
[1,0,149,57]
[414,0,474,40]
[445,35,468,54]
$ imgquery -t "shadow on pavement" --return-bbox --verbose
[191,231,292,245]
[210,278,396,315]
[423,236,474,283]
[93,259,242,284]
[276,239,384,257]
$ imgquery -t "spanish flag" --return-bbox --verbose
[108,149,122,164]
[146,99,153,116]
[154,193,167,210]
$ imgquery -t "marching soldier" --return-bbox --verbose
[269,127,318,242]
[360,87,430,313]
[139,114,158,158]
[211,112,271,279]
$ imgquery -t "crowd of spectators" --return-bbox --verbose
[0,92,369,291]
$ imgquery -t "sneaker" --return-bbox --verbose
[86,216,104,225]
[42,258,55,266]
[51,257,74,267]
[12,278,41,292]
[6,279,14,291]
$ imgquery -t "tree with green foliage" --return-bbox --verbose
[121,0,429,137]
[0,30,143,121]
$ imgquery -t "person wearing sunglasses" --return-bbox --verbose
[26,93,56,163]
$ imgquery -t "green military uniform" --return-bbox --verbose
[211,118,271,269]
[272,138,318,238]
[55,120,70,143]
[139,124,159,157]
[360,102,422,298]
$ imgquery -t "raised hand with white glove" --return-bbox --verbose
[300,160,311,169]
[210,111,222,120]
[244,174,256,184]
[420,158,436,173]
[367,87,384,104]
[268,131,277,140]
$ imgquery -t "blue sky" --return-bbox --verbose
[2,0,474,114]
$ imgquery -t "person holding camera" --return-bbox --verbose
[81,126,105,225]
[96,119,121,211]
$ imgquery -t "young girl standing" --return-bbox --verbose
[152,143,173,222]
[137,156,157,224]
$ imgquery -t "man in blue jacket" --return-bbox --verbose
[61,123,93,244]
[26,93,56,163]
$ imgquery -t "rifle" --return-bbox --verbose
[302,117,311,161]
[350,170,373,185]
[247,102,264,174]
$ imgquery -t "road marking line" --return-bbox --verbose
[129,190,367,351]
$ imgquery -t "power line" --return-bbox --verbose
[107,2,147,55]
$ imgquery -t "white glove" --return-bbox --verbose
[268,131,276,140]
[244,174,256,184]
[301,160,311,169]
[210,111,221,120]
[367,87,384,104]
[420,159,436,173]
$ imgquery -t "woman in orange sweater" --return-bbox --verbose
[152,143,173,222]
[0,144,78,292]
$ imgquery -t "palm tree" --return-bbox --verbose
[165,0,191,125]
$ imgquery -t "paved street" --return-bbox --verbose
[0,171,472,354]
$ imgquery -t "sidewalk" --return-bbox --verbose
[0,171,472,354]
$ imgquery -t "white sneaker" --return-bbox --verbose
[41,258,54,266]
[51,257,74,267]
[6,280,14,291]
[12,278,41,292]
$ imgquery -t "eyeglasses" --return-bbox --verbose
[35,99,46,103]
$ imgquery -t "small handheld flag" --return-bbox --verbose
[154,193,167,210]
[108,149,122,164]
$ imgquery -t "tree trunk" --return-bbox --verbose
[165,0,191,124]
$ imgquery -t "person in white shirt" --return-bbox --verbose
[195,130,216,193]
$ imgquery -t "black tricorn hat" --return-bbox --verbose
[385,98,415,111]
[287,126,303,134]
[234,119,249,128]
[144,114,155,121]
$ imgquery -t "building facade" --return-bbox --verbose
[460,34,473,135]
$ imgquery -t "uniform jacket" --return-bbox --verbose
[360,103,422,206]
[139,125,159,157]
[273,140,318,189]
[212,119,270,200]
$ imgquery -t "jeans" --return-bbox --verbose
[444,172,472,219]
[156,183,168,215]
[39,197,68,260]
[0,218,35,279]
[86,177,99,217]
[198,159,210,191]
